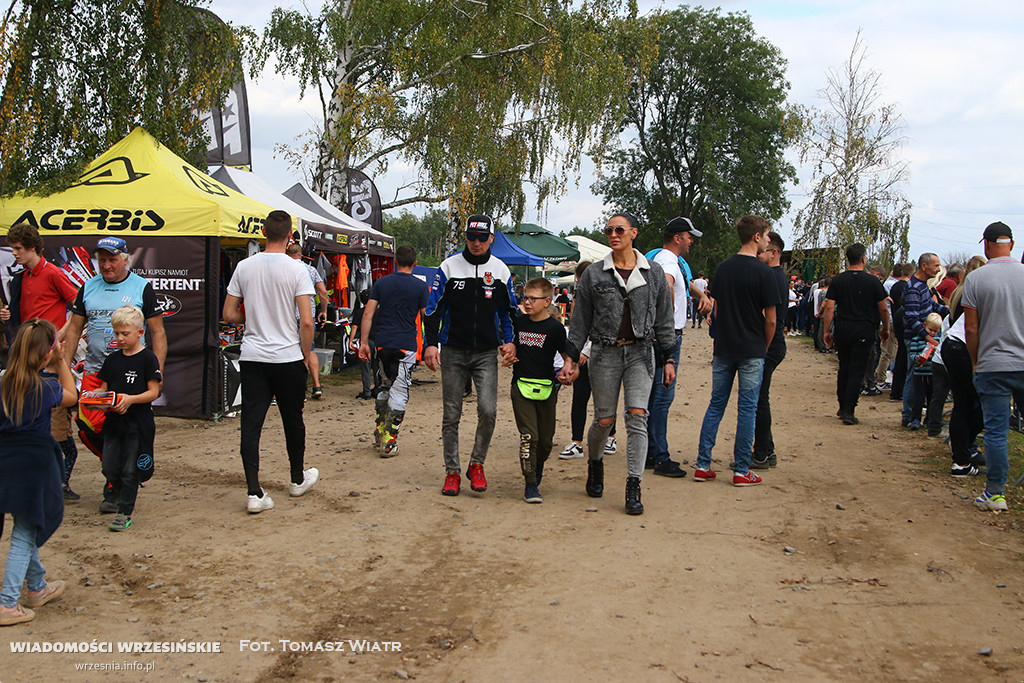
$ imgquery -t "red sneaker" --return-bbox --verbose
[693,467,717,482]
[466,463,487,492]
[732,470,763,487]
[442,472,461,496]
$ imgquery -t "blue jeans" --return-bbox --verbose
[974,371,1024,495]
[697,356,764,475]
[901,351,926,425]
[646,335,682,463]
[1,516,47,607]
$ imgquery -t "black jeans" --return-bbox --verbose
[834,323,875,416]
[240,360,308,496]
[942,339,984,465]
[891,337,908,400]
[101,423,141,515]
[753,344,786,458]
[928,364,950,435]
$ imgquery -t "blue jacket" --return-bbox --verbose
[424,248,515,350]
[0,431,64,546]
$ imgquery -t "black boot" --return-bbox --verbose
[585,459,604,498]
[625,476,644,515]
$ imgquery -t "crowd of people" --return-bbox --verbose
[1,209,1020,628]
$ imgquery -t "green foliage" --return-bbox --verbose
[592,7,795,276]
[791,30,911,272]
[0,0,243,196]
[382,208,449,266]
[255,0,656,234]
[566,225,608,245]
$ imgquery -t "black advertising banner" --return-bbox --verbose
[300,219,368,255]
[41,236,215,418]
[344,168,382,234]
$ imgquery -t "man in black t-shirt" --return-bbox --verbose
[822,243,890,425]
[750,231,789,469]
[694,215,780,487]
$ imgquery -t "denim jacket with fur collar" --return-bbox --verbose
[567,249,676,364]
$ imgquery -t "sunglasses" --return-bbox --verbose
[604,225,632,236]
[466,232,489,242]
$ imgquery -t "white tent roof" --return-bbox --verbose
[566,234,611,263]
[282,182,391,241]
[210,166,357,231]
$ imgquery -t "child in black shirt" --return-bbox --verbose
[95,306,162,532]
[505,278,569,503]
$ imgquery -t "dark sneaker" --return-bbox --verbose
[732,470,763,487]
[108,514,131,532]
[749,456,771,470]
[861,387,882,396]
[907,420,922,431]
[693,467,716,482]
[99,500,118,514]
[311,386,324,400]
[524,483,542,504]
[63,484,80,501]
[653,459,687,478]
[355,391,372,400]
[466,463,487,492]
[951,463,981,478]
[842,414,859,425]
[441,472,461,496]
[969,453,987,469]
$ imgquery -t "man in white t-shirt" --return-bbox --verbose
[691,273,708,328]
[644,216,711,477]
[223,210,319,514]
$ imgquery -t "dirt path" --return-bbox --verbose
[4,330,1023,682]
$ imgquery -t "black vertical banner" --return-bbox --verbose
[344,168,383,234]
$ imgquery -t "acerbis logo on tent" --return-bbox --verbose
[183,166,228,196]
[157,294,182,317]
[14,208,166,232]
[70,157,148,187]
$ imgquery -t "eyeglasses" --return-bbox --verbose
[604,225,632,236]
[522,295,550,303]
[466,232,489,242]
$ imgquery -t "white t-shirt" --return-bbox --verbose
[652,248,687,329]
[227,252,315,362]
[788,288,798,308]
[692,277,708,295]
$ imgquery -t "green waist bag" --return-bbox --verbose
[517,377,554,401]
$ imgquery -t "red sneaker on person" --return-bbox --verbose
[693,467,717,482]
[732,470,763,487]
[442,472,461,496]
[466,463,487,492]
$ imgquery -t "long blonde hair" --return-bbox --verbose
[1,319,57,426]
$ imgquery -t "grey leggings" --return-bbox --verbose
[586,343,654,478]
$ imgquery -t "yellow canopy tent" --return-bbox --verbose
[0,126,273,239]
[0,127,280,418]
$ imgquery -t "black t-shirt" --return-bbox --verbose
[826,270,887,328]
[770,265,788,348]
[368,272,429,351]
[711,254,781,359]
[512,314,567,382]
[97,347,161,427]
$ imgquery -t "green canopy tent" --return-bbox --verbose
[504,223,581,265]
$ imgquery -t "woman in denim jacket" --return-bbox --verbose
[559,212,676,515]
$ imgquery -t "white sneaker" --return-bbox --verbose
[558,442,584,459]
[604,437,617,455]
[289,468,319,497]
[247,492,274,514]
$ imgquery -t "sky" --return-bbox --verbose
[210,0,1024,263]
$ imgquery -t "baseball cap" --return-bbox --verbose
[94,237,127,255]
[981,221,1013,244]
[665,216,703,238]
[466,214,494,236]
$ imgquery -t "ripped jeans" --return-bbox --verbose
[587,342,654,478]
